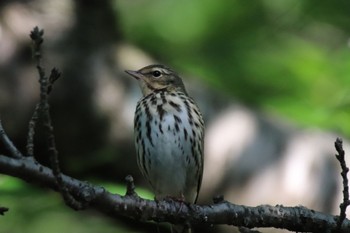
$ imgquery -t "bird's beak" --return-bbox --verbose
[125,70,144,80]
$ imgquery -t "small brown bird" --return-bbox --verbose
[126,65,204,230]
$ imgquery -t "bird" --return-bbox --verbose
[125,64,204,232]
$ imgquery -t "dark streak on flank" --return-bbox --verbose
[175,122,180,132]
[179,93,187,101]
[191,141,198,166]
[147,148,151,168]
[134,116,140,129]
[193,107,200,117]
[169,101,181,112]
[194,122,200,128]
[137,128,142,142]
[174,115,182,123]
[192,128,196,138]
[145,120,154,146]
[140,139,147,175]
[184,128,188,141]
[184,100,194,125]
[158,122,163,134]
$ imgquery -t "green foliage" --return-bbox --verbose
[115,0,350,137]
[0,176,152,233]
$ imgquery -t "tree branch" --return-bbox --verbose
[0,154,349,232]
[335,138,350,230]
[0,120,23,159]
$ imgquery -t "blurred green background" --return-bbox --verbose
[116,0,350,136]
[1,0,350,232]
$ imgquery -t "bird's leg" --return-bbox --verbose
[165,194,192,233]
[162,193,186,202]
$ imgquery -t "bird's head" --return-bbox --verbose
[125,64,187,96]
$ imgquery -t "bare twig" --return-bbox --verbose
[0,119,23,158]
[26,26,44,157]
[125,175,138,197]
[30,26,43,63]
[47,68,61,94]
[26,47,61,157]
[335,138,350,230]
[26,104,39,157]
[29,26,82,210]
[0,206,9,216]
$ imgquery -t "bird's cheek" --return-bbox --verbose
[152,81,169,90]
[139,81,153,96]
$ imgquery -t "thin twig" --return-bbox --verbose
[47,68,61,94]
[26,104,39,157]
[0,119,23,158]
[30,26,43,64]
[125,175,138,197]
[0,206,9,216]
[334,137,350,230]
[26,70,60,157]
[26,26,44,157]
[29,26,82,210]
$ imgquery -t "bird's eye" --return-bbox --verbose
[152,70,161,77]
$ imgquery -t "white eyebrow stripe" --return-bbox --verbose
[149,68,171,75]
[160,68,173,75]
